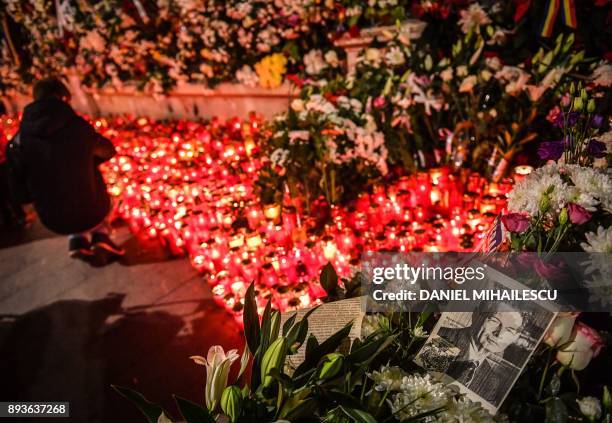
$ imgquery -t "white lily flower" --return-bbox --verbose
[191,346,240,412]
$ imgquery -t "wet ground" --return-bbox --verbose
[0,215,243,422]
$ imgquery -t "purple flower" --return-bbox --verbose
[587,139,607,158]
[554,111,580,129]
[591,115,604,128]
[538,140,564,160]
[567,112,580,126]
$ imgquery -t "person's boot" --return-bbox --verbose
[91,232,125,257]
[69,235,93,259]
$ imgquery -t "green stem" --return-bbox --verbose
[546,224,570,257]
[378,390,390,408]
[360,375,368,402]
[538,347,554,400]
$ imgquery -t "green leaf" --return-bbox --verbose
[402,406,446,422]
[282,312,297,336]
[268,367,294,390]
[283,397,319,420]
[305,334,319,359]
[174,396,215,423]
[545,397,568,423]
[286,306,320,353]
[320,262,339,295]
[112,385,164,423]
[270,310,281,342]
[259,300,273,356]
[339,405,377,423]
[347,336,390,364]
[293,322,353,380]
[243,282,261,354]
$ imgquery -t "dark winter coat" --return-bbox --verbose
[19,98,116,234]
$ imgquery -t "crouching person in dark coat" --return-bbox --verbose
[18,77,124,259]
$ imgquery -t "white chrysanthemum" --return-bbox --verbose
[305,94,337,115]
[368,365,407,392]
[304,49,327,75]
[385,46,405,66]
[288,130,309,144]
[439,397,495,423]
[235,65,259,87]
[507,164,570,217]
[581,226,612,253]
[583,272,612,309]
[363,48,382,67]
[360,314,383,338]
[458,3,491,34]
[335,96,362,113]
[270,148,289,168]
[567,165,612,212]
[591,62,612,87]
[391,374,450,421]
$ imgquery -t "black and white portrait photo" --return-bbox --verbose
[415,301,556,412]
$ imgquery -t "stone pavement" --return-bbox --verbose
[0,216,243,422]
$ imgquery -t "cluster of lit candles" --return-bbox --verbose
[0,114,533,323]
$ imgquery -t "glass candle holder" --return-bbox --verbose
[263,203,281,223]
[513,165,533,183]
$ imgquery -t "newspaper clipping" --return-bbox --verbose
[282,297,364,371]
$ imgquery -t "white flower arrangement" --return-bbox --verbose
[581,226,612,253]
[507,163,612,218]
[304,49,327,75]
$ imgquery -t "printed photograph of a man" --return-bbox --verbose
[419,302,555,408]
[437,309,524,406]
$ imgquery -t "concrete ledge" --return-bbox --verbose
[2,81,297,119]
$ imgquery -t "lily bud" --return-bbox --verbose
[261,337,287,387]
[587,99,596,113]
[539,194,551,213]
[318,353,344,380]
[424,55,433,71]
[558,208,568,226]
[569,82,575,94]
[581,88,588,100]
[573,96,583,111]
[221,386,243,423]
[603,386,612,411]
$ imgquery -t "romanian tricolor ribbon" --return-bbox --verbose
[541,0,577,37]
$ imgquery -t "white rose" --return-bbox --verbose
[556,322,603,371]
[440,68,453,82]
[480,69,492,81]
[291,99,305,112]
[543,312,579,347]
[577,397,602,421]
[459,75,478,92]
[324,50,339,67]
[364,48,381,66]
[456,65,468,77]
